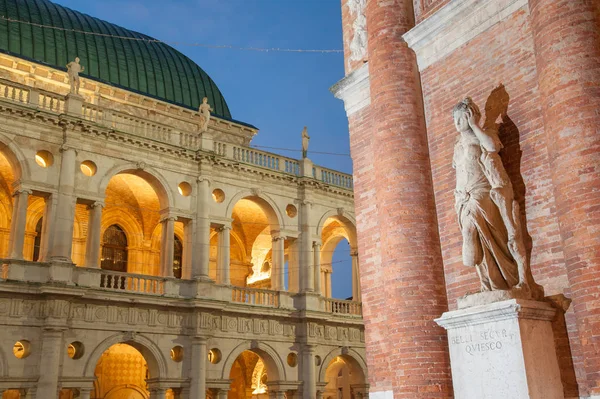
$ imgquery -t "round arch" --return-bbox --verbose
[0,132,29,183]
[100,209,144,249]
[221,341,286,382]
[316,210,357,247]
[317,347,368,384]
[98,164,173,210]
[83,332,168,380]
[225,190,284,230]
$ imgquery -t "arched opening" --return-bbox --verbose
[228,196,281,289]
[319,216,358,300]
[173,235,183,279]
[228,350,270,399]
[92,343,149,398]
[0,151,15,257]
[101,172,171,276]
[32,217,43,261]
[323,355,366,399]
[101,225,128,272]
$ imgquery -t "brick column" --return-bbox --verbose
[529,0,600,395]
[362,0,451,397]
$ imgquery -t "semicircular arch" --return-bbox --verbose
[318,347,368,384]
[221,341,286,382]
[225,190,284,231]
[83,332,168,380]
[101,209,144,249]
[98,163,173,210]
[316,210,357,247]
[0,131,29,183]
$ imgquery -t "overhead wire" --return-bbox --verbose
[0,16,344,54]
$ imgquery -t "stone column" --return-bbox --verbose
[216,388,229,399]
[36,328,64,398]
[50,146,77,262]
[313,242,322,295]
[182,219,193,279]
[271,235,285,290]
[149,388,168,399]
[529,0,600,395]
[358,0,451,395]
[84,202,104,268]
[160,216,176,277]
[302,344,316,399]
[217,225,231,285]
[299,200,314,292]
[38,194,57,262]
[22,388,36,399]
[350,248,360,301]
[7,189,31,259]
[79,388,92,399]
[189,337,207,399]
[193,177,211,280]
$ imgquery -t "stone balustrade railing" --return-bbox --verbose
[231,286,279,307]
[0,78,354,190]
[324,298,362,316]
[99,269,164,295]
[0,260,362,316]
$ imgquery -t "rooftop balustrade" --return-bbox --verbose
[0,78,353,190]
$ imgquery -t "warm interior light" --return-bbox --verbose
[80,160,97,177]
[178,186,184,195]
[35,154,47,167]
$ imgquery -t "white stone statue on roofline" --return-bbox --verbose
[301,126,310,158]
[199,97,213,132]
[66,57,84,95]
[452,97,542,300]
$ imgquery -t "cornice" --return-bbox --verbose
[403,0,528,71]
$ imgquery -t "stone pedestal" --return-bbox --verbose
[436,298,564,399]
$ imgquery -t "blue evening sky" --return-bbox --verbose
[53,0,354,299]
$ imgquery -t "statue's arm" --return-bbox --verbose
[467,110,501,152]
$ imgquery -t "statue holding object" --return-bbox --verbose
[452,97,542,297]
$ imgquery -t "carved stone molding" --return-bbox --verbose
[403,0,528,71]
[330,63,370,117]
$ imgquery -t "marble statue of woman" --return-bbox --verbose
[452,97,540,294]
[199,97,213,132]
[301,126,310,158]
[66,57,84,95]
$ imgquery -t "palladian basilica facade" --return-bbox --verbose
[0,1,367,398]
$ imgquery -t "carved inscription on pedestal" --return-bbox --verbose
[450,328,517,356]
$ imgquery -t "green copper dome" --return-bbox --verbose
[0,0,232,118]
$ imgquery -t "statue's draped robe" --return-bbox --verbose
[453,133,519,290]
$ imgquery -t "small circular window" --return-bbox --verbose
[286,204,297,218]
[67,341,85,359]
[80,160,97,176]
[170,345,184,362]
[287,352,298,367]
[35,150,54,168]
[212,189,225,203]
[13,340,31,359]
[208,348,222,364]
[178,182,192,197]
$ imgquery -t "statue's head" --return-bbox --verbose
[75,57,80,63]
[453,97,481,133]
[202,97,208,103]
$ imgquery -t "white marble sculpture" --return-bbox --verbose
[66,57,84,95]
[348,0,367,62]
[452,97,539,294]
[301,126,310,158]
[199,97,213,132]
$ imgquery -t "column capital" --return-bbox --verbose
[192,336,209,344]
[12,188,32,197]
[90,201,105,209]
[160,215,177,223]
[59,144,77,154]
[272,233,286,242]
[218,224,232,232]
[350,248,359,257]
[197,176,212,185]
[312,240,322,248]
[295,198,313,207]
[303,343,316,353]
